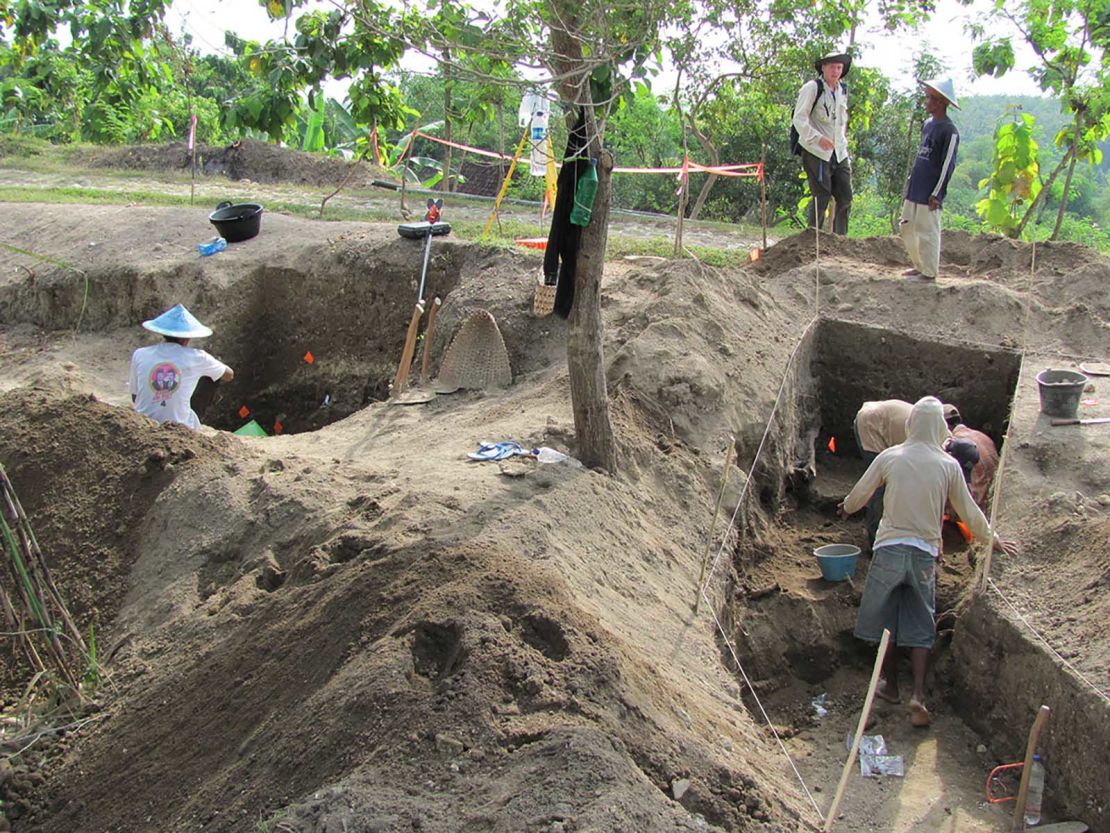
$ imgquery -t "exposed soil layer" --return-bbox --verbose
[0,151,1107,833]
[73,139,394,190]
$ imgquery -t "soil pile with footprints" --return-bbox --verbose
[0,148,1107,833]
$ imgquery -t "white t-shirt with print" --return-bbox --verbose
[129,342,229,431]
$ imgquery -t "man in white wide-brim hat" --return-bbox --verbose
[128,304,234,430]
[792,49,854,234]
[899,78,961,283]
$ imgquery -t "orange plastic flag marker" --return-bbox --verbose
[303,351,315,364]
[238,406,250,419]
[749,247,761,262]
[955,520,973,542]
[827,436,836,453]
[273,421,284,435]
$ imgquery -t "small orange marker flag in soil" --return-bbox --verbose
[273,421,284,435]
[304,351,315,364]
[827,436,836,453]
[238,405,250,419]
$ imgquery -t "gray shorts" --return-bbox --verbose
[854,544,936,649]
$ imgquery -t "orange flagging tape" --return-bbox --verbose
[827,436,836,453]
[304,351,315,364]
[238,406,250,419]
[410,130,763,179]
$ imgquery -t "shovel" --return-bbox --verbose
[392,200,451,396]
[1050,417,1110,426]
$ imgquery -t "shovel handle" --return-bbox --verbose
[1011,705,1050,832]
[420,297,442,383]
[391,302,424,396]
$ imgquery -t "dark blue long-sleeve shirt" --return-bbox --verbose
[906,116,959,205]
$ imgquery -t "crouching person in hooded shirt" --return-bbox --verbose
[838,397,1017,728]
[129,304,234,431]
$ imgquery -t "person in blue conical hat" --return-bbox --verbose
[899,78,961,283]
[128,304,234,430]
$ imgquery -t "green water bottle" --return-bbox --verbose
[569,158,599,227]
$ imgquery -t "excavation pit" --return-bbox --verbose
[722,318,1038,826]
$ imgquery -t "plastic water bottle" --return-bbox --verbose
[198,236,227,256]
[569,158,599,227]
[1024,754,1045,826]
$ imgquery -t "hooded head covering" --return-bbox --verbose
[945,438,980,482]
[815,51,852,78]
[905,396,948,448]
[942,403,961,426]
[920,78,960,109]
[142,304,213,339]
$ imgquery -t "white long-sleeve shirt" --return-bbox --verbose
[792,79,850,163]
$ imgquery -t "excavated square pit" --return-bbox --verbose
[734,318,1022,688]
[805,319,1022,502]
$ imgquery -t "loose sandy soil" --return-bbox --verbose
[0,143,1106,833]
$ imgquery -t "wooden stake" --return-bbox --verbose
[420,297,442,383]
[760,145,768,251]
[694,438,735,614]
[391,302,424,396]
[1011,705,1051,832]
[823,628,891,831]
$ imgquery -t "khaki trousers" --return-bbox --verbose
[899,200,942,278]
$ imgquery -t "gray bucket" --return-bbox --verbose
[1035,369,1088,418]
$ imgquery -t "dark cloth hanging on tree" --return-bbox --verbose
[543,109,590,319]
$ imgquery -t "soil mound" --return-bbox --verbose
[0,387,231,682]
[75,139,396,190]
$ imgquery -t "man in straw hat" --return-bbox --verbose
[792,50,853,234]
[129,304,234,430]
[839,397,1017,727]
[900,78,960,283]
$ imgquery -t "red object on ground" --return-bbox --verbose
[273,421,283,435]
[514,238,548,251]
[827,436,836,453]
[303,351,315,364]
[238,406,250,418]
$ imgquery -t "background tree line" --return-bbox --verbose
[0,0,1107,249]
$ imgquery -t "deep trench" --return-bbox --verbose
[724,318,1030,798]
[200,252,465,435]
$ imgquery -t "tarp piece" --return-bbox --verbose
[233,419,269,437]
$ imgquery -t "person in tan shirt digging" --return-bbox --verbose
[839,396,1017,727]
[853,399,961,550]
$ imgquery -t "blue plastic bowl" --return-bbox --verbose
[814,544,860,582]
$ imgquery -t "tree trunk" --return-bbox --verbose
[1051,119,1082,240]
[568,146,617,471]
[1016,147,1070,237]
[686,113,719,221]
[548,3,618,473]
[443,48,454,193]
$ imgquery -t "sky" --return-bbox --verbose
[165,0,1045,101]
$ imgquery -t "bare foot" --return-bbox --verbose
[902,268,921,277]
[875,678,901,704]
[909,698,931,728]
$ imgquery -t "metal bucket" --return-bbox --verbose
[1035,369,1088,419]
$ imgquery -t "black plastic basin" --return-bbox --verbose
[208,201,263,243]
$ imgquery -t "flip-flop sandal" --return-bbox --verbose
[909,700,931,728]
[875,688,901,705]
[468,441,526,462]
